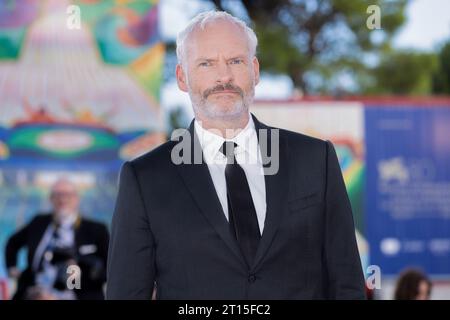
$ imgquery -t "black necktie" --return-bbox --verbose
[220,141,261,267]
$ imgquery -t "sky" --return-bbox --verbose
[160,0,450,51]
[159,0,450,111]
[393,0,450,51]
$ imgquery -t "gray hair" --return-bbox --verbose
[176,10,258,67]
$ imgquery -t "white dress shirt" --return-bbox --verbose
[33,213,78,300]
[194,115,267,235]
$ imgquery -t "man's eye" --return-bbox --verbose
[230,59,243,65]
[199,62,211,67]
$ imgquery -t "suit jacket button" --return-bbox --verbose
[248,274,256,283]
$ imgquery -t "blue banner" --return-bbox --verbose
[365,106,450,276]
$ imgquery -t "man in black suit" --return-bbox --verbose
[5,179,109,300]
[107,11,366,299]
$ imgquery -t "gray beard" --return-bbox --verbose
[189,87,254,121]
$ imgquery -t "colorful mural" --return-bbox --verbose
[252,102,369,272]
[0,0,165,279]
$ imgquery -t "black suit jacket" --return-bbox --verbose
[107,115,366,299]
[5,214,109,300]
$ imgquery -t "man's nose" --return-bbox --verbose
[216,61,234,84]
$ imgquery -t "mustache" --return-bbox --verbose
[203,83,244,99]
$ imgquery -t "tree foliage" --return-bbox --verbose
[433,42,450,94]
[209,0,409,94]
[365,51,438,95]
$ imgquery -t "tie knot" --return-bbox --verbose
[220,141,237,162]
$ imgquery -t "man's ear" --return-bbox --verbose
[176,64,189,92]
[252,57,260,85]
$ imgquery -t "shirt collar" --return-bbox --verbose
[194,114,260,164]
[53,212,78,229]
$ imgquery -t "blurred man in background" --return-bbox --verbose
[5,178,109,300]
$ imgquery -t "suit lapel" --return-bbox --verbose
[174,115,290,272]
[251,115,289,271]
[174,121,248,269]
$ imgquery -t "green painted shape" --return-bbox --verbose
[9,127,118,158]
[0,28,26,59]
